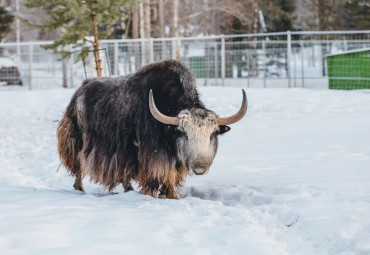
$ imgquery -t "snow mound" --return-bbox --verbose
[0,57,17,68]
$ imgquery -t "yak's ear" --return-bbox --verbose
[219,125,231,135]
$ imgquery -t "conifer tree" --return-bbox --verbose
[0,6,14,43]
[340,0,370,30]
[23,0,134,77]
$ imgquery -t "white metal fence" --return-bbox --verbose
[0,30,369,90]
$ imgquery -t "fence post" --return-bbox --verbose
[141,38,145,66]
[214,41,218,86]
[293,43,297,87]
[287,30,292,88]
[114,42,119,75]
[171,39,176,60]
[247,51,250,88]
[262,39,266,88]
[300,41,304,88]
[149,37,154,63]
[221,34,225,86]
[28,44,33,90]
[161,38,165,60]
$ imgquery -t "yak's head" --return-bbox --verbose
[149,89,248,175]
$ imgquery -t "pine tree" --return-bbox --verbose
[261,0,296,32]
[22,0,134,77]
[339,0,370,30]
[0,6,14,43]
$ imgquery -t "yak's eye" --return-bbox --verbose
[176,128,187,139]
[210,131,218,140]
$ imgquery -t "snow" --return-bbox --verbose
[0,57,16,68]
[1,87,370,254]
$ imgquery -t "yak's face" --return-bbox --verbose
[176,109,228,175]
[149,89,247,175]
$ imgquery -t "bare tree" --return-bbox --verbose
[317,0,336,31]
[132,5,139,39]
[139,1,145,39]
[144,0,151,38]
[158,0,164,38]
[251,0,259,77]
[168,0,180,59]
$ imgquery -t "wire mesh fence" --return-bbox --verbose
[0,30,369,90]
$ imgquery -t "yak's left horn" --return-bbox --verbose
[149,89,179,125]
[218,89,248,126]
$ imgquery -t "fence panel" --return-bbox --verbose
[1,30,369,90]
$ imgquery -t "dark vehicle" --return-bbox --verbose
[0,58,22,85]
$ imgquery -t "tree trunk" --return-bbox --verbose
[139,1,145,39]
[171,0,180,60]
[251,0,259,77]
[158,0,164,38]
[139,0,146,65]
[91,13,102,77]
[144,0,151,63]
[169,0,174,38]
[318,0,335,31]
[317,0,335,75]
[144,0,151,39]
[124,11,132,39]
[132,5,139,39]
[158,0,165,60]
[132,5,140,70]
[62,58,68,88]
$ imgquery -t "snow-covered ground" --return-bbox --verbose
[1,87,370,254]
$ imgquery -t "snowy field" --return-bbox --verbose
[1,87,370,254]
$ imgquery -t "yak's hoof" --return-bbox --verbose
[123,183,134,193]
[123,185,134,192]
[158,193,178,199]
[73,183,85,192]
[158,193,167,199]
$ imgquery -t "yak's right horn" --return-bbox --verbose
[149,89,179,125]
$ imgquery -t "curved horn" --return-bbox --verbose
[149,89,179,125]
[218,89,248,126]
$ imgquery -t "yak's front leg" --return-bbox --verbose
[122,179,134,192]
[73,172,84,192]
[159,184,177,199]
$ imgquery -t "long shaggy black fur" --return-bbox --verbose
[57,60,205,196]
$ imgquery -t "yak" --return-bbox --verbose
[57,59,247,199]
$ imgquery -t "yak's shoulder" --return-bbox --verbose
[82,75,130,88]
[134,60,197,95]
[77,76,132,97]
[135,59,193,79]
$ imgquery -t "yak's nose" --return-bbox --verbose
[193,168,208,175]
[191,159,211,175]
